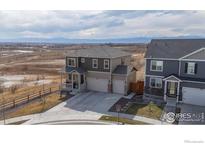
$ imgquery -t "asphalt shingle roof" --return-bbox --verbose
[112,65,128,75]
[146,39,205,59]
[112,65,137,75]
[67,46,131,58]
[185,48,205,60]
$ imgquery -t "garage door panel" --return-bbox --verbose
[113,80,125,94]
[87,77,108,92]
[183,87,205,106]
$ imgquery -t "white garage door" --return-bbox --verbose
[183,87,205,106]
[87,77,108,92]
[113,80,125,94]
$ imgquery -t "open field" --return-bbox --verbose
[1,93,69,120]
[0,43,146,118]
[0,43,146,90]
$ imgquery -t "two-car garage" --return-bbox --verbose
[182,87,205,106]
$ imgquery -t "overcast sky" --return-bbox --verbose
[0,10,205,39]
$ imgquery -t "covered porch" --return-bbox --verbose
[163,75,182,103]
[61,67,86,93]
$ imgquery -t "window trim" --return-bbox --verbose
[92,59,98,69]
[67,58,76,67]
[149,77,162,89]
[104,59,109,69]
[187,62,196,75]
[150,60,163,72]
[81,58,85,63]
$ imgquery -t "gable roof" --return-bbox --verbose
[163,75,182,82]
[163,74,205,83]
[182,48,205,60]
[65,66,85,74]
[68,46,131,59]
[146,39,205,59]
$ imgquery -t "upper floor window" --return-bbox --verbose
[92,59,98,68]
[150,77,162,88]
[67,58,76,67]
[185,62,197,75]
[81,58,85,63]
[151,60,163,72]
[104,59,109,69]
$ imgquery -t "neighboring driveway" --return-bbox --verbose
[178,103,205,125]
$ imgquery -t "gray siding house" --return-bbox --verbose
[63,46,137,95]
[144,39,205,106]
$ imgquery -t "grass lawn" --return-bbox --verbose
[125,102,163,120]
[99,115,148,125]
[1,93,69,120]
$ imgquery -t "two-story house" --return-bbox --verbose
[144,39,205,106]
[64,46,137,95]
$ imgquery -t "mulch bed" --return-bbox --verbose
[109,98,133,113]
[109,94,144,113]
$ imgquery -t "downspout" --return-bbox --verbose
[109,58,112,93]
[144,59,147,87]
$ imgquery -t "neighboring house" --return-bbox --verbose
[63,46,137,95]
[144,39,205,106]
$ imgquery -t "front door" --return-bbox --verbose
[167,82,177,98]
[72,74,79,89]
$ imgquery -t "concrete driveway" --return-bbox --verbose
[178,103,205,125]
[24,91,122,124]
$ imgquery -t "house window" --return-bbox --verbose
[81,58,85,63]
[186,62,197,75]
[150,78,162,88]
[92,59,98,68]
[104,59,109,69]
[67,58,76,67]
[151,60,163,72]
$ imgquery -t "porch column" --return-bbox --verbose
[78,73,80,91]
[164,81,167,102]
[71,73,73,90]
[177,82,180,102]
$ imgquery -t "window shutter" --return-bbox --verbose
[185,63,188,73]
[195,63,198,74]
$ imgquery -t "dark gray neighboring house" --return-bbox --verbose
[144,39,205,106]
[63,46,137,95]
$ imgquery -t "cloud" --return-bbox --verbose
[0,10,205,39]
